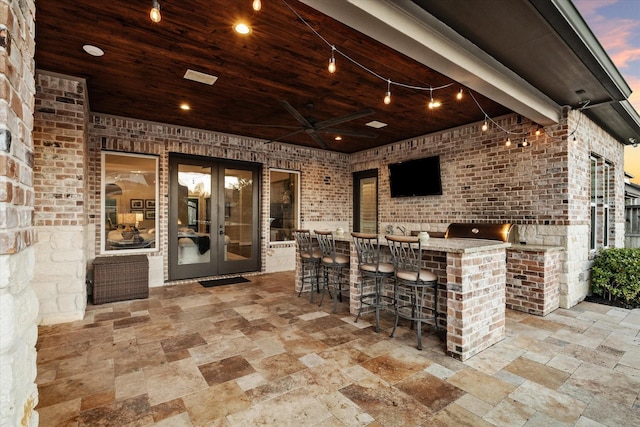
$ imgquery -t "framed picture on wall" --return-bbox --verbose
[130,199,144,209]
[145,199,156,209]
[145,210,156,220]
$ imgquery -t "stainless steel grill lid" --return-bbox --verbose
[444,223,513,242]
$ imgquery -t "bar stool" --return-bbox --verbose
[314,230,350,313]
[386,235,438,350]
[293,230,322,302]
[352,232,395,332]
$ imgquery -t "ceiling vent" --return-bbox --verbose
[366,120,388,129]
[183,69,218,85]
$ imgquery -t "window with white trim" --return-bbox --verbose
[590,155,614,251]
[269,169,300,242]
[102,151,158,253]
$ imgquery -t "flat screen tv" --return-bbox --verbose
[388,155,442,197]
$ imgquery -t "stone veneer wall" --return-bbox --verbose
[0,1,39,426]
[86,113,352,284]
[32,72,89,324]
[350,108,625,308]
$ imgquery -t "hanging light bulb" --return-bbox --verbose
[328,46,336,74]
[481,120,488,132]
[252,0,262,11]
[150,0,161,23]
[522,138,529,147]
[505,137,512,147]
[384,80,391,105]
[456,88,463,100]
[535,125,542,136]
[427,89,441,109]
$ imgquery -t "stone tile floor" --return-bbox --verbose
[36,271,640,426]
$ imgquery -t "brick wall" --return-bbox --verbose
[0,0,39,426]
[86,114,351,283]
[350,108,625,309]
[32,72,89,324]
[506,246,562,316]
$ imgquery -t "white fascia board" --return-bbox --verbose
[301,0,562,125]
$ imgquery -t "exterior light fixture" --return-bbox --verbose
[150,0,161,23]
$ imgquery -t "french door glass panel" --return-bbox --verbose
[177,164,211,266]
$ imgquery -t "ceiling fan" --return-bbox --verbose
[252,100,377,149]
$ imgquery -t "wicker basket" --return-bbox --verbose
[92,255,149,304]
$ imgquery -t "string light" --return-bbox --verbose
[150,0,161,23]
[252,0,262,11]
[535,125,542,136]
[328,46,336,74]
[428,88,441,109]
[522,138,528,147]
[384,79,391,105]
[457,88,463,100]
[505,137,512,146]
[481,118,488,132]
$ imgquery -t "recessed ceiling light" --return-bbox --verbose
[183,69,218,85]
[234,22,251,35]
[82,44,104,57]
[180,103,190,111]
[366,120,388,129]
[334,136,342,141]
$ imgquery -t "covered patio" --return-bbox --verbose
[36,272,640,426]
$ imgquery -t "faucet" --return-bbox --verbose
[396,225,407,235]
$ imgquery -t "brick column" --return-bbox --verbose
[0,1,39,426]
[506,246,562,316]
[32,73,89,324]
[446,247,506,361]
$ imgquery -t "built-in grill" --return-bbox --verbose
[444,223,513,243]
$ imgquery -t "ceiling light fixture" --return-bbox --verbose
[383,79,391,105]
[234,22,251,34]
[252,0,262,11]
[82,44,104,57]
[328,46,336,74]
[180,103,190,111]
[334,136,342,141]
[150,0,161,23]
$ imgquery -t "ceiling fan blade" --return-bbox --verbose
[279,100,314,129]
[307,130,330,149]
[314,108,375,131]
[264,129,305,144]
[318,128,378,138]
[242,123,301,129]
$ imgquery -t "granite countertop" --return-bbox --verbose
[325,232,510,254]
[509,243,564,252]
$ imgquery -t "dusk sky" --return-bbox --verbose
[573,0,640,183]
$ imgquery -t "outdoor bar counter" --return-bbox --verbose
[295,233,510,361]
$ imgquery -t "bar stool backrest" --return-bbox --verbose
[386,235,422,275]
[352,232,382,271]
[293,229,314,256]
[314,230,336,259]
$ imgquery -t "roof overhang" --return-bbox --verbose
[302,0,640,146]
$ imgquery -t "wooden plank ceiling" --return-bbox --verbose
[35,0,510,153]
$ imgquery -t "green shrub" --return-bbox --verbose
[591,248,640,306]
